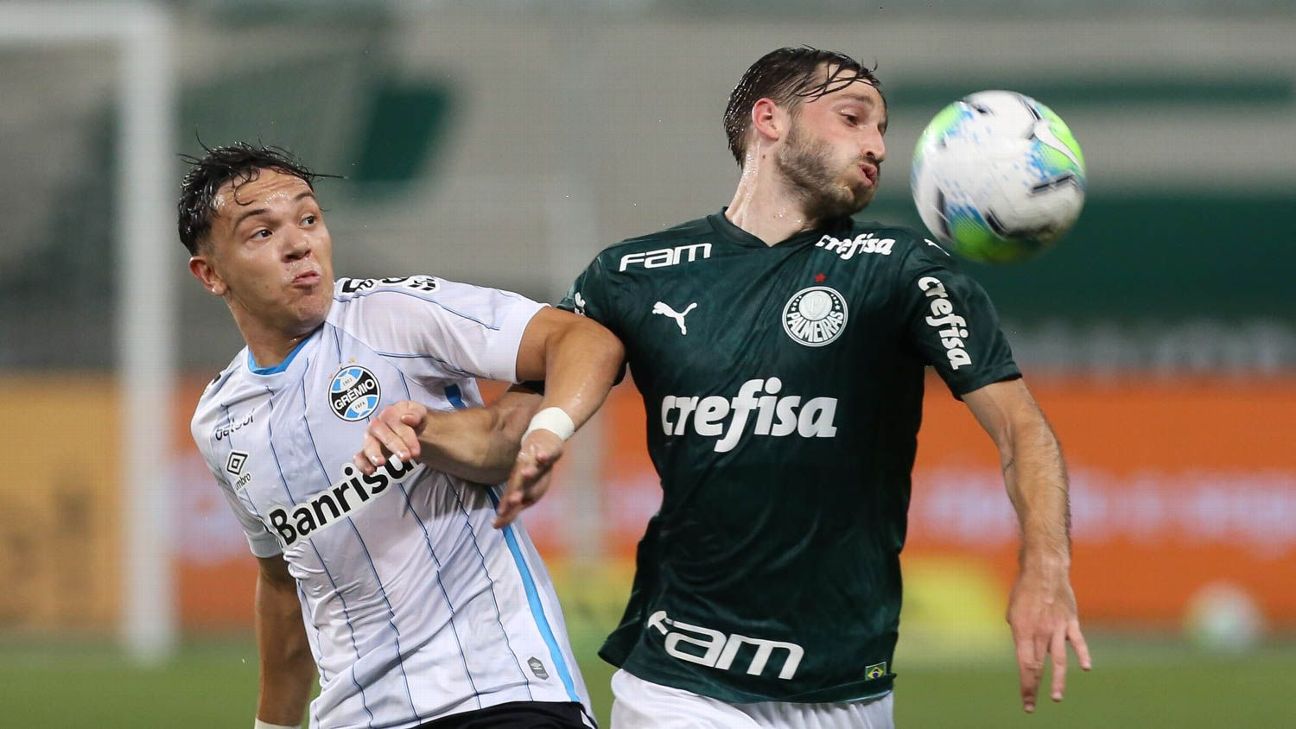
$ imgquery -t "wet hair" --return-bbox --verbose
[177,142,334,254]
[723,47,883,166]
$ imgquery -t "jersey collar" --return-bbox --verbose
[708,208,853,249]
[246,327,320,376]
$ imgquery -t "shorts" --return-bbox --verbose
[416,700,596,728]
[610,670,894,729]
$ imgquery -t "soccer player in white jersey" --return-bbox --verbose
[181,143,622,729]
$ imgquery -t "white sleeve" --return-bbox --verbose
[192,382,282,557]
[334,276,546,383]
[199,454,282,558]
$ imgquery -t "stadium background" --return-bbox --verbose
[2,1,1294,726]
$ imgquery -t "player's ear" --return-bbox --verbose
[189,253,227,296]
[750,98,786,146]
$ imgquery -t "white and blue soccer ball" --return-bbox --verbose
[1184,582,1265,654]
[910,90,1086,263]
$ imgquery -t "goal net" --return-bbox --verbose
[0,1,176,664]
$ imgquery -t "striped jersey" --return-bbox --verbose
[191,275,592,729]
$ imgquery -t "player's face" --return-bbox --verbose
[196,168,335,337]
[775,72,887,219]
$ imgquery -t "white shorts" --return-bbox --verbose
[610,669,895,729]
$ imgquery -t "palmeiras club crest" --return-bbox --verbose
[782,286,848,347]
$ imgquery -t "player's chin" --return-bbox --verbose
[830,174,869,205]
[845,180,876,210]
[293,296,331,328]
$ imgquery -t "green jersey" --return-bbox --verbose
[560,210,1019,704]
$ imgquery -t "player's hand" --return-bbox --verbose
[1006,565,1091,713]
[353,400,427,474]
[493,429,564,528]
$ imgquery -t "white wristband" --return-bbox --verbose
[254,720,299,729]
[522,406,576,442]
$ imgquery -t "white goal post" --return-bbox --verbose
[0,2,177,664]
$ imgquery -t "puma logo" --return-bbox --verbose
[652,301,698,335]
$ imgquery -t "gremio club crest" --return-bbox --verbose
[782,286,848,347]
[329,365,381,421]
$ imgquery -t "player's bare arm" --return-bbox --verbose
[350,307,622,525]
[495,306,624,526]
[353,387,541,483]
[962,378,1092,713]
[253,554,315,728]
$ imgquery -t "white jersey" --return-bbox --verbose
[191,276,592,729]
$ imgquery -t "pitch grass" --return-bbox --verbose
[1,634,1292,728]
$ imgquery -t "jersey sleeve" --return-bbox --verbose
[211,463,283,558]
[557,254,620,334]
[554,254,628,389]
[191,412,283,558]
[336,276,545,383]
[896,238,1021,398]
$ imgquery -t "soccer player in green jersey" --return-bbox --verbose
[549,47,1092,727]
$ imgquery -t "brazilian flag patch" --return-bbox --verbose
[865,661,888,680]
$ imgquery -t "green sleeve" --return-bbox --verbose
[558,253,621,335]
[897,239,1021,398]
[556,252,628,386]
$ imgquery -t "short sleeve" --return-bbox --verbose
[203,460,283,558]
[896,239,1021,398]
[558,255,620,334]
[334,276,546,383]
[556,254,627,386]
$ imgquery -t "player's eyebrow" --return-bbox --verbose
[837,91,876,106]
[230,189,316,230]
[836,91,889,133]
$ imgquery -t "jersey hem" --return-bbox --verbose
[949,366,1023,400]
[615,660,896,705]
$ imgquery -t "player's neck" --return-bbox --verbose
[725,162,819,246]
[231,306,323,370]
[244,332,313,370]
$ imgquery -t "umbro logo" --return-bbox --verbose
[527,656,549,680]
[226,450,252,489]
[226,451,248,476]
[652,301,697,335]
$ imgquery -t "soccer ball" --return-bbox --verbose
[1184,582,1265,654]
[910,90,1086,263]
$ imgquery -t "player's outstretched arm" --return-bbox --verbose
[962,378,1092,714]
[494,306,625,527]
[254,555,315,728]
[353,387,542,484]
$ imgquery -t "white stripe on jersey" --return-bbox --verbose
[190,277,589,729]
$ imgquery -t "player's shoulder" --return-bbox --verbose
[841,219,959,267]
[191,352,250,439]
[195,353,244,405]
[590,216,714,267]
[846,219,937,252]
[331,275,442,304]
[330,273,534,324]
[329,274,444,327]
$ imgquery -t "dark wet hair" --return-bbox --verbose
[177,142,333,254]
[723,47,883,166]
